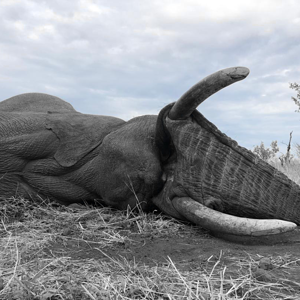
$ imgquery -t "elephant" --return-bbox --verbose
[0,67,299,238]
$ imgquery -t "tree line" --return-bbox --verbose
[252,82,300,165]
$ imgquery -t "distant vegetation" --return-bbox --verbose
[251,82,300,185]
[291,82,300,112]
[252,141,280,161]
[252,133,293,165]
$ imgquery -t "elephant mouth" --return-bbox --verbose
[153,66,297,237]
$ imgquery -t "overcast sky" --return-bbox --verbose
[1,0,300,154]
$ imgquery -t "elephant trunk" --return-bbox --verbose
[166,112,300,224]
[155,113,300,236]
[190,111,300,224]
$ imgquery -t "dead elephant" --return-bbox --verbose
[0,67,299,239]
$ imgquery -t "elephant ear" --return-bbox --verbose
[46,112,125,167]
[155,103,176,162]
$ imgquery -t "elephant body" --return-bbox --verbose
[1,67,300,236]
[0,93,163,211]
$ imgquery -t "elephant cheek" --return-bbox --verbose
[93,152,165,211]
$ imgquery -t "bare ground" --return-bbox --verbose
[47,223,300,282]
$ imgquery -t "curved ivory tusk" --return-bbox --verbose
[172,197,297,236]
[169,66,250,120]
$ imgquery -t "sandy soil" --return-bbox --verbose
[46,225,300,285]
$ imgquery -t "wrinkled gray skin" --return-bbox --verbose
[1,67,300,229]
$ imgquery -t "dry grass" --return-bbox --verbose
[1,197,300,299]
[270,159,300,185]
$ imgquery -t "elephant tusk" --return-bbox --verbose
[172,197,297,236]
[168,66,250,120]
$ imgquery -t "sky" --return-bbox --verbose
[1,0,300,154]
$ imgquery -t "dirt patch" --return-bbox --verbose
[46,226,300,285]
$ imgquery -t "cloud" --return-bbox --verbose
[0,0,299,153]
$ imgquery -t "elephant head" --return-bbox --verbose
[151,67,299,236]
[0,67,299,238]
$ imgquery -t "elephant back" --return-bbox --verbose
[0,93,76,113]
